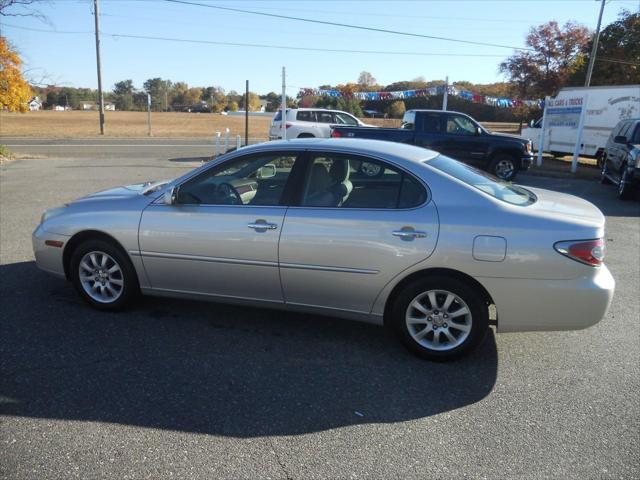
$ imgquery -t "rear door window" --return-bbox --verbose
[301,153,427,209]
[296,111,315,122]
[421,113,443,133]
[316,111,335,124]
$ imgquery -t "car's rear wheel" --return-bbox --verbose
[69,239,138,311]
[617,164,635,200]
[390,276,488,361]
[489,155,519,181]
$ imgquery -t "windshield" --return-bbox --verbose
[428,155,536,206]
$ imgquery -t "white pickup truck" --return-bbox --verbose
[521,85,640,165]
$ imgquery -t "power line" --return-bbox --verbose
[5,23,637,66]
[0,23,506,57]
[163,0,535,52]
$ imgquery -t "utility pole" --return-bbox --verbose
[93,0,105,135]
[442,75,449,111]
[585,0,606,87]
[281,67,287,140]
[245,80,249,147]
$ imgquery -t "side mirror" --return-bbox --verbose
[614,135,628,144]
[163,186,179,205]
[256,164,277,179]
[529,119,535,128]
[476,127,482,135]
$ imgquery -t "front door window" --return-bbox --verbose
[176,153,300,206]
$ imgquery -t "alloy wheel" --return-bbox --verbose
[494,159,514,180]
[78,251,124,303]
[405,289,473,351]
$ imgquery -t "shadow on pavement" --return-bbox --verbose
[0,261,497,438]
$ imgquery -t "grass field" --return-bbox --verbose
[0,111,519,138]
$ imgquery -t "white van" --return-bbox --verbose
[269,108,374,140]
[521,85,640,163]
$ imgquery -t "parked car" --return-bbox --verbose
[331,110,533,181]
[269,108,374,140]
[33,139,614,361]
[600,118,640,200]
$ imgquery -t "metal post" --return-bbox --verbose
[537,96,550,167]
[571,94,589,173]
[215,131,221,156]
[442,76,448,111]
[281,66,287,140]
[245,80,249,146]
[585,0,606,87]
[147,93,152,137]
[236,135,241,150]
[93,0,105,135]
[224,128,230,153]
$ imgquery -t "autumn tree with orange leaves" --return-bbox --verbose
[0,36,32,112]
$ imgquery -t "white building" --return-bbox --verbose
[28,97,42,111]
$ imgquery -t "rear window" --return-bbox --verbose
[401,111,416,129]
[428,155,536,206]
[273,110,282,122]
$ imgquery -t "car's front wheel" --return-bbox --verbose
[69,239,138,311]
[489,154,519,181]
[390,276,489,361]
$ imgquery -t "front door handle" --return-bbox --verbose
[392,229,427,240]
[248,220,278,231]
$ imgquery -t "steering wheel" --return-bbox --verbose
[218,182,242,205]
[360,161,384,178]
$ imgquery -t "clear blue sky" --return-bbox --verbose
[1,0,635,95]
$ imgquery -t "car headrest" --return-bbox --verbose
[329,159,350,183]
[308,163,331,192]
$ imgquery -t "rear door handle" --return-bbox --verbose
[392,229,427,239]
[248,220,278,230]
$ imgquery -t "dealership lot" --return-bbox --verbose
[1,144,639,479]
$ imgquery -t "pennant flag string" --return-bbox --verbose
[299,86,543,109]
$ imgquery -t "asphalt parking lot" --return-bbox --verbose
[1,141,639,479]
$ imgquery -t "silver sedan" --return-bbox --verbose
[33,139,615,360]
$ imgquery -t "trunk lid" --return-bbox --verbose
[522,186,605,230]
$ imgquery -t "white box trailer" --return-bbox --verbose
[521,85,640,160]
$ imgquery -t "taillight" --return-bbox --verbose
[285,123,292,129]
[331,129,342,138]
[554,239,605,267]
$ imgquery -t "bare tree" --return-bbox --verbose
[0,0,50,23]
[357,71,376,87]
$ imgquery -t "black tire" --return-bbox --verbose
[69,239,139,311]
[617,165,635,200]
[600,159,612,185]
[390,276,489,361]
[488,154,519,181]
[297,133,315,138]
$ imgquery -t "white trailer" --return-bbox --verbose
[521,85,640,161]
